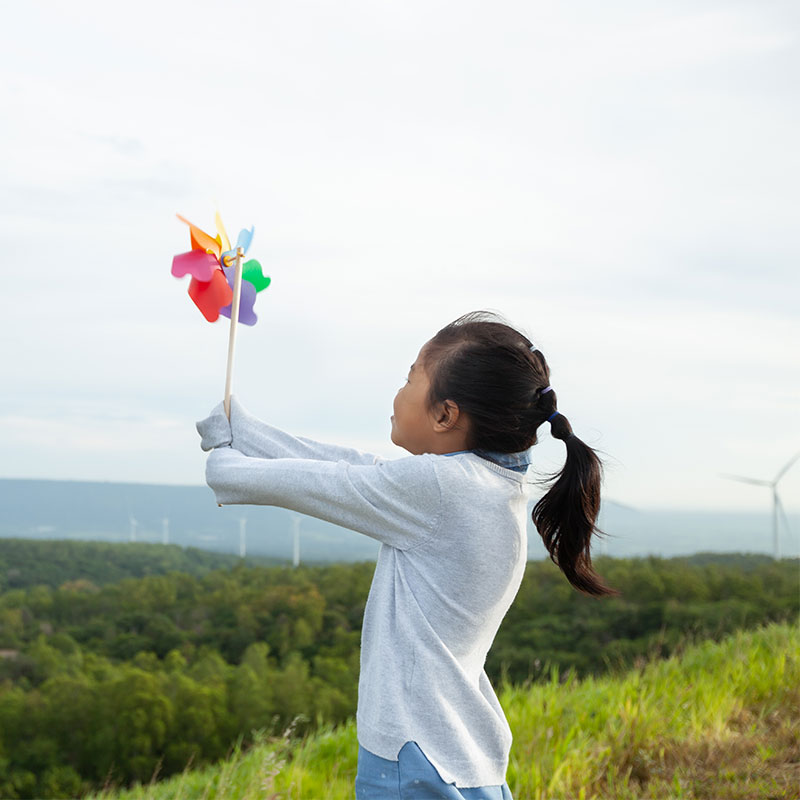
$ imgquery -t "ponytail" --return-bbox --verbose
[532,410,620,598]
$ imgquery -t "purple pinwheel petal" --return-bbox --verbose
[220,266,258,325]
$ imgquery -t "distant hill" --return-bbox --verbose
[0,479,379,563]
[0,478,797,562]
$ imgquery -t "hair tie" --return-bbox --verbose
[540,386,552,394]
[547,411,559,422]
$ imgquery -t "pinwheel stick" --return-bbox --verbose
[223,246,245,420]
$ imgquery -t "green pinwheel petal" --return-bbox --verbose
[242,259,271,292]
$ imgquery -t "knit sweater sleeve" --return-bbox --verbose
[205,447,441,550]
[199,397,384,465]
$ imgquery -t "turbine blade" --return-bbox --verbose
[719,473,771,486]
[603,498,641,513]
[774,451,800,484]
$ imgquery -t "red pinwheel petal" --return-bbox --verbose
[188,270,233,322]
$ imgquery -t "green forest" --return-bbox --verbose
[0,539,796,799]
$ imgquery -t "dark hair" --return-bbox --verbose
[422,310,619,598]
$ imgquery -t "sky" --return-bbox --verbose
[1,0,798,514]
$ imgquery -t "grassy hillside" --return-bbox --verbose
[85,620,799,800]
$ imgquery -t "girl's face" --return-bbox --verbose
[390,344,436,455]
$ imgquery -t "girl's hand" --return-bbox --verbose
[196,400,233,451]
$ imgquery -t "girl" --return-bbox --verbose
[196,311,618,799]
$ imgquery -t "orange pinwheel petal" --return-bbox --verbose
[176,213,221,259]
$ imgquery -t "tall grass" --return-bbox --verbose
[86,620,799,800]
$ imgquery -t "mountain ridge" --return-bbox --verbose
[1,478,797,561]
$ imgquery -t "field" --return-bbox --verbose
[85,620,799,800]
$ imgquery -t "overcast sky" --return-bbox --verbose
[1,0,798,516]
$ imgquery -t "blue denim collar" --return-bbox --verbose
[441,448,532,473]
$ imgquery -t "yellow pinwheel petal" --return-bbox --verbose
[215,211,232,253]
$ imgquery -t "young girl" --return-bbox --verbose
[196,311,618,799]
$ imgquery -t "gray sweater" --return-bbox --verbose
[197,398,529,787]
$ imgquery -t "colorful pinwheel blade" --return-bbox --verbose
[176,214,221,259]
[242,259,271,292]
[171,250,218,282]
[220,266,258,325]
[187,270,233,322]
[236,226,254,255]
[215,211,232,252]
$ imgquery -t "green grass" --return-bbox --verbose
[86,620,799,800]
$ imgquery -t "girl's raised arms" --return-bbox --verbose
[197,396,384,466]
[203,446,441,551]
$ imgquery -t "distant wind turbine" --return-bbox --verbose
[595,498,639,557]
[721,452,799,560]
[291,514,302,568]
[239,517,247,559]
[129,515,138,543]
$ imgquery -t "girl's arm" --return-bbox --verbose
[196,397,384,465]
[204,446,441,551]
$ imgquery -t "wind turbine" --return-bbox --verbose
[291,514,302,568]
[722,452,799,560]
[128,515,138,543]
[238,517,247,559]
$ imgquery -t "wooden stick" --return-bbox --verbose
[223,246,245,420]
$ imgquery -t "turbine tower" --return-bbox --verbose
[291,514,301,568]
[129,515,138,543]
[722,452,799,560]
[239,517,247,559]
[162,517,170,545]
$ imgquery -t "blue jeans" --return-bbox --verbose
[355,742,514,799]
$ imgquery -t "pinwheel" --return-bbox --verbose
[171,212,270,324]
[171,212,271,417]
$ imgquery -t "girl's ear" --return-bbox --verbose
[432,399,461,432]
